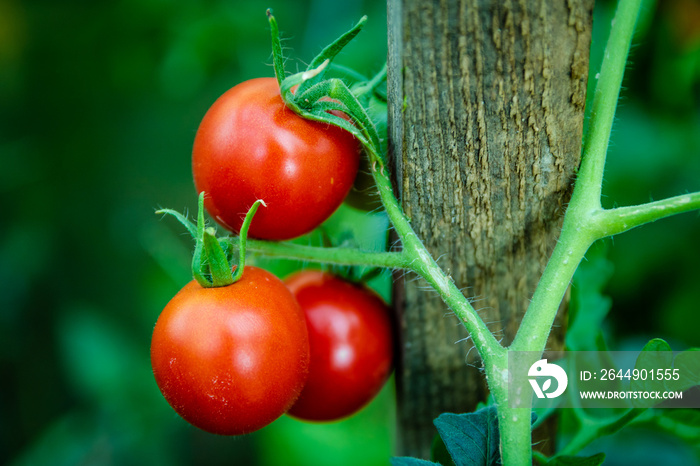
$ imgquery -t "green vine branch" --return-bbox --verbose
[576,0,644,210]
[592,192,700,237]
[227,237,411,270]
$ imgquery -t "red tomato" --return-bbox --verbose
[284,270,394,421]
[192,77,360,240]
[150,266,309,435]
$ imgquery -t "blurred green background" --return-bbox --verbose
[0,0,698,465]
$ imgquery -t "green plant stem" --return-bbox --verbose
[557,408,646,457]
[592,192,700,237]
[229,237,411,269]
[498,391,534,466]
[511,213,598,354]
[577,0,643,210]
[371,162,506,366]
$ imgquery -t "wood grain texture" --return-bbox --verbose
[387,0,593,456]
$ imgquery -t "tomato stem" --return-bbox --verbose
[226,237,411,269]
[503,1,645,462]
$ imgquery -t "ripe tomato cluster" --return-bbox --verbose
[151,77,393,435]
[151,266,393,435]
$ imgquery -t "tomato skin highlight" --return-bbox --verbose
[284,270,394,421]
[150,266,310,435]
[192,77,360,241]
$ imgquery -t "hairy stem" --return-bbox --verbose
[592,192,700,237]
[499,405,534,466]
[576,0,643,210]
[371,163,506,370]
[511,213,597,353]
[227,237,411,269]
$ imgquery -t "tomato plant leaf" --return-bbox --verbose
[266,9,286,86]
[546,452,606,465]
[431,407,536,466]
[431,433,456,466]
[433,408,499,466]
[155,208,197,238]
[630,338,673,408]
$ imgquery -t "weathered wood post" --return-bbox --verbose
[387,0,593,457]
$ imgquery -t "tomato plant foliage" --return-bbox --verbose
[150,266,310,435]
[192,77,360,241]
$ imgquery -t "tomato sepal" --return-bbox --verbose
[267,8,366,95]
[267,10,386,172]
[156,192,264,287]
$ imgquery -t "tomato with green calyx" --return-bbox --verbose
[151,266,309,435]
[192,77,360,241]
[284,270,394,421]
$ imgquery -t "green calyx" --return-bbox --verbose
[157,192,263,288]
[266,9,387,171]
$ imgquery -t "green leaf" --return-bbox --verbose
[431,434,456,466]
[431,407,537,466]
[547,452,606,466]
[266,9,286,86]
[390,457,441,466]
[630,338,673,408]
[230,199,264,283]
[433,408,500,466]
[155,208,197,238]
